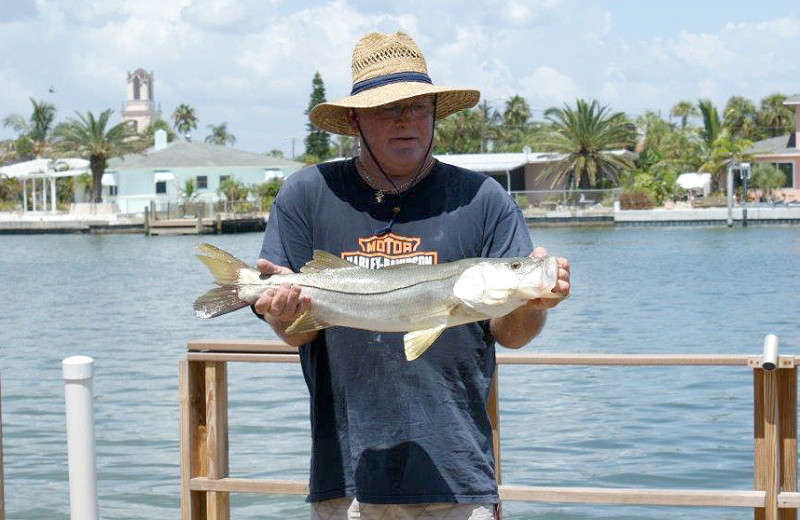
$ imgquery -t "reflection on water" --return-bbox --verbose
[0,227,798,519]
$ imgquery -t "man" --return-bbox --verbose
[254,32,570,520]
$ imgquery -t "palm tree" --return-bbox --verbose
[3,98,57,158]
[331,135,358,157]
[697,99,721,149]
[539,98,636,189]
[758,93,795,138]
[723,96,759,140]
[205,123,236,147]
[54,109,140,202]
[700,131,753,189]
[172,104,198,141]
[434,108,486,154]
[669,101,698,129]
[503,95,531,130]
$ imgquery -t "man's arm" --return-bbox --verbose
[253,258,318,347]
[490,248,570,349]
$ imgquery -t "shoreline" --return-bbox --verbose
[1,206,799,234]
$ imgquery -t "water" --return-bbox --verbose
[1,227,799,519]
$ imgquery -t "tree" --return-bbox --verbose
[172,104,198,141]
[266,149,285,158]
[3,98,57,159]
[758,93,795,138]
[503,95,531,130]
[305,72,331,160]
[205,123,236,147]
[330,135,358,157]
[539,98,636,189]
[723,96,759,140]
[434,108,486,154]
[669,101,698,129]
[697,99,722,149]
[700,131,753,189]
[181,177,198,201]
[751,163,787,201]
[54,109,140,202]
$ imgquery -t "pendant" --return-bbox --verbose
[374,190,384,203]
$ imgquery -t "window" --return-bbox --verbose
[772,162,795,188]
[155,181,167,194]
[107,186,118,196]
[197,175,208,189]
[220,175,231,183]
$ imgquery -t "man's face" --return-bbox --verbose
[352,95,435,176]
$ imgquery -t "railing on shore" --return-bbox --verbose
[510,188,621,210]
[180,335,795,520]
[146,200,263,222]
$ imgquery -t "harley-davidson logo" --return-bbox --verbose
[342,232,438,268]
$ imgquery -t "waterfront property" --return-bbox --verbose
[748,95,800,200]
[434,151,636,206]
[103,132,303,215]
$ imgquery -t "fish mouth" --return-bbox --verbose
[516,256,559,299]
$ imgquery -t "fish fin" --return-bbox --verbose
[403,323,447,361]
[195,243,256,286]
[300,250,356,273]
[193,286,249,319]
[285,311,330,334]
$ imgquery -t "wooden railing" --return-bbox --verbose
[180,337,796,520]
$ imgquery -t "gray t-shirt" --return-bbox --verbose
[259,158,532,504]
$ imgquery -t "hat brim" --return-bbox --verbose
[309,82,480,136]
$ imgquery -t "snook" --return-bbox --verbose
[194,243,559,361]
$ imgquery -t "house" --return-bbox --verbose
[435,150,636,205]
[747,95,800,199]
[105,132,303,214]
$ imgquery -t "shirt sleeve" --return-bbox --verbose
[258,169,316,272]
[480,182,533,259]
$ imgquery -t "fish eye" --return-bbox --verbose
[510,261,522,269]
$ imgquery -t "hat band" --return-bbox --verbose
[350,71,432,96]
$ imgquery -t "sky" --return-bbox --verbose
[0,0,798,156]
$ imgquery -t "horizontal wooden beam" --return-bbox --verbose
[189,478,766,508]
[499,486,764,507]
[188,340,296,354]
[187,353,300,363]
[779,492,800,508]
[191,477,308,495]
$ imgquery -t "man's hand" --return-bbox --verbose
[254,258,316,346]
[524,246,570,310]
[490,246,570,349]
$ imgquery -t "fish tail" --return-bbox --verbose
[193,243,262,319]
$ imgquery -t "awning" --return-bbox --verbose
[676,172,711,193]
[101,173,117,186]
[154,172,174,182]
[0,158,89,179]
[264,169,284,181]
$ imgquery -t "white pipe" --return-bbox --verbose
[726,165,733,227]
[51,176,57,214]
[762,335,779,371]
[62,356,99,520]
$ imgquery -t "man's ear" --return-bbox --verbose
[346,109,359,131]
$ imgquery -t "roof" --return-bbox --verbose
[107,140,305,170]
[747,134,798,156]
[784,95,800,105]
[434,152,559,173]
[0,158,89,179]
[433,150,636,173]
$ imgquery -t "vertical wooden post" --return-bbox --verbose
[780,367,797,520]
[180,359,207,520]
[487,367,501,519]
[755,367,781,520]
[205,362,229,520]
[0,357,5,520]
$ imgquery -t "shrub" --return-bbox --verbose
[619,189,654,209]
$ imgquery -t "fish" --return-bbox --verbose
[193,243,560,361]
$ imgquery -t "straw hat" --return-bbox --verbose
[309,32,480,136]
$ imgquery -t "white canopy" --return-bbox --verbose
[0,158,89,179]
[101,173,117,186]
[154,172,174,182]
[676,172,711,196]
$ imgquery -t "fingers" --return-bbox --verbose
[256,258,293,276]
[254,283,310,323]
[531,246,548,258]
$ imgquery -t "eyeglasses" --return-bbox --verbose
[369,100,435,120]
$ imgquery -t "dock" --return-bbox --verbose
[145,216,265,236]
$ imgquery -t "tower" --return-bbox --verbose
[121,69,161,133]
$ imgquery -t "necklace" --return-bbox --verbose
[355,157,435,204]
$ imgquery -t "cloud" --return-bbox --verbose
[520,66,580,106]
[181,0,278,34]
